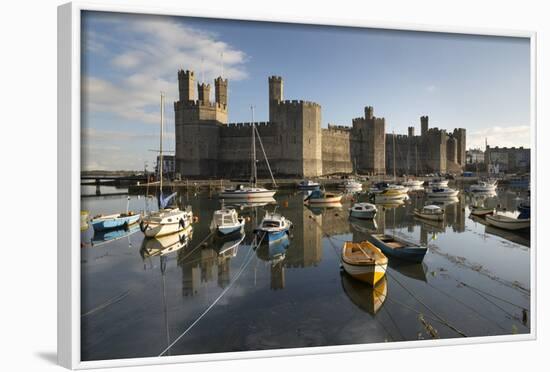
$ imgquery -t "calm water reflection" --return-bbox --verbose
[81,184,530,361]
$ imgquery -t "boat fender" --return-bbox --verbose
[179,218,186,228]
[123,221,129,230]
[179,234,186,245]
[139,221,148,232]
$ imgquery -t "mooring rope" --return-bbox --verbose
[81,290,131,318]
[158,232,265,356]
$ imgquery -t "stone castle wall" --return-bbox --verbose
[174,69,465,178]
[322,125,353,174]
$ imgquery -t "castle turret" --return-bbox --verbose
[197,83,211,104]
[408,126,415,137]
[365,106,374,120]
[421,116,429,136]
[214,77,228,106]
[268,76,283,121]
[178,69,195,101]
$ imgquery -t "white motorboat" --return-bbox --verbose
[413,205,444,221]
[297,180,320,190]
[141,93,193,238]
[428,179,449,188]
[338,179,363,191]
[253,211,293,243]
[470,180,498,192]
[349,202,377,219]
[469,205,494,217]
[210,207,245,236]
[486,214,530,231]
[402,179,424,188]
[219,106,277,200]
[425,187,459,198]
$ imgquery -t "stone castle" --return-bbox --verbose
[174,69,466,178]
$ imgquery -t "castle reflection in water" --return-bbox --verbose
[170,187,527,294]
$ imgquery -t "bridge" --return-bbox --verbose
[81,174,149,196]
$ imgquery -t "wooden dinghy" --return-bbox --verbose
[341,241,388,286]
[367,234,428,263]
[485,214,530,231]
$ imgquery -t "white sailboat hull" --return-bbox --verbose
[219,189,276,199]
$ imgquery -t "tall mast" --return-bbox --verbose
[392,131,396,181]
[159,92,164,191]
[251,106,257,187]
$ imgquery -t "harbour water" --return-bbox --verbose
[80,184,530,361]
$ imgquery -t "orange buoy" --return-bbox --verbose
[283,200,289,208]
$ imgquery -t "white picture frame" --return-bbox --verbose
[58,1,537,369]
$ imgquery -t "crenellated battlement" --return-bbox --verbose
[220,121,279,137]
[327,124,351,130]
[274,99,321,108]
[178,69,194,78]
[269,76,283,82]
[174,100,227,111]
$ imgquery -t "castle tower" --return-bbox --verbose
[197,83,211,104]
[421,116,429,136]
[175,69,227,178]
[453,128,467,166]
[352,105,386,175]
[214,77,228,106]
[365,106,374,120]
[268,76,283,121]
[178,69,195,101]
[408,126,415,137]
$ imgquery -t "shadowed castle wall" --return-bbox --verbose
[322,125,353,174]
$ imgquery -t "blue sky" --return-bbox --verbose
[81,11,530,171]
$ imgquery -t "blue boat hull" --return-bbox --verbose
[255,228,290,243]
[367,235,427,263]
[91,214,141,232]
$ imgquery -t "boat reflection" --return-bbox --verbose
[140,226,193,258]
[305,202,343,216]
[214,231,246,258]
[228,197,277,209]
[341,273,387,316]
[350,219,378,235]
[429,196,459,207]
[388,259,428,282]
[256,234,290,290]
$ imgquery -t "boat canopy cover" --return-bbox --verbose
[160,191,177,209]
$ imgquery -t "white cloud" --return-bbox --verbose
[467,125,531,149]
[82,15,248,126]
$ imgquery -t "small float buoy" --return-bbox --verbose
[193,216,199,222]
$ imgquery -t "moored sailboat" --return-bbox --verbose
[141,93,193,238]
[220,106,277,199]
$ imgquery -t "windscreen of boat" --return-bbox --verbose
[262,220,280,228]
